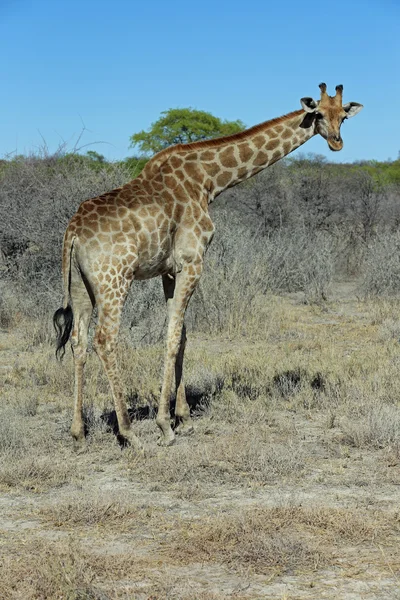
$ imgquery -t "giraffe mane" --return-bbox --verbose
[142,109,304,173]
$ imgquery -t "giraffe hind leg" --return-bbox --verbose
[93,286,144,453]
[69,266,95,449]
[162,275,193,436]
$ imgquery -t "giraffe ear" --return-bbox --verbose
[300,97,318,113]
[343,102,363,118]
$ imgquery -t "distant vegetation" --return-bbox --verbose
[1,149,400,342]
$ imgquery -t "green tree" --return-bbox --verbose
[86,150,106,163]
[130,107,245,155]
[122,155,149,177]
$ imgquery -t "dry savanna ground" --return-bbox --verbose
[1,283,400,599]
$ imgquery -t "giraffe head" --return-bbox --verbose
[300,83,363,151]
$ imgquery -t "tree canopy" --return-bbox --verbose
[130,107,246,155]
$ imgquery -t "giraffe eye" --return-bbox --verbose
[315,112,324,120]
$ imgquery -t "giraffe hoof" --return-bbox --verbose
[157,436,175,447]
[157,427,175,447]
[175,422,194,436]
[120,429,145,454]
[156,419,175,447]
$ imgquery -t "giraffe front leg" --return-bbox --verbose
[174,323,194,436]
[162,276,192,437]
[157,263,202,446]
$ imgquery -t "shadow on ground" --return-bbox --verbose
[98,382,221,446]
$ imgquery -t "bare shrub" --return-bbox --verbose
[348,170,386,244]
[188,216,335,335]
[0,153,131,317]
[186,216,269,335]
[121,277,165,346]
[286,154,338,230]
[362,232,400,296]
[229,162,293,233]
[262,227,335,301]
[0,280,22,328]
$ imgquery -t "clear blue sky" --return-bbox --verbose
[1,0,399,163]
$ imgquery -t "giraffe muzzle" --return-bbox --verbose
[327,136,343,151]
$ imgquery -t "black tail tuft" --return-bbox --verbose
[53,305,74,360]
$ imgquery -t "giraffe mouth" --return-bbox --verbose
[328,139,343,152]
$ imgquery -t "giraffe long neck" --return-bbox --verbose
[195,109,316,200]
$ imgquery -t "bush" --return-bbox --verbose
[0,153,131,317]
[187,216,335,334]
[0,153,345,341]
[362,232,400,296]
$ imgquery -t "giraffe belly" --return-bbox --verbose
[133,261,171,280]
[133,252,175,280]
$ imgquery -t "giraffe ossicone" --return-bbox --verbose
[53,83,363,449]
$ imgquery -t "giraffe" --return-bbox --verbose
[53,83,363,450]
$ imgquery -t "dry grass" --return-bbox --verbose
[126,431,304,495]
[0,535,239,600]
[1,292,400,598]
[0,537,141,600]
[171,505,398,575]
[341,404,400,455]
[38,492,162,530]
[0,453,73,491]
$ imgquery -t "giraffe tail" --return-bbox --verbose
[53,231,75,360]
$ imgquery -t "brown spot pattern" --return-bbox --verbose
[170,156,183,168]
[281,128,292,140]
[200,150,215,161]
[204,162,220,177]
[266,138,280,151]
[252,135,266,149]
[253,152,269,166]
[238,143,254,162]
[219,146,237,168]
[271,150,282,162]
[217,172,232,188]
